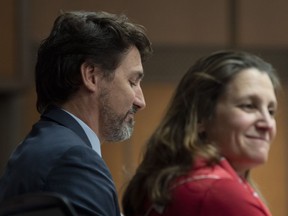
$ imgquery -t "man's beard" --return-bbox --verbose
[99,92,135,142]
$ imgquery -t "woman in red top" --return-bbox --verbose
[122,51,280,216]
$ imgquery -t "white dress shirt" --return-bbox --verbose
[62,109,101,157]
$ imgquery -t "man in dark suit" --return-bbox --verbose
[0,11,152,215]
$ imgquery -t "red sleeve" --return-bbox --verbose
[160,179,270,216]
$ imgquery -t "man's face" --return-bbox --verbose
[98,46,146,142]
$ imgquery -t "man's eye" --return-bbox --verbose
[129,81,137,87]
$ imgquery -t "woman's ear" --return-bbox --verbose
[197,121,206,134]
[80,62,100,92]
[197,121,207,140]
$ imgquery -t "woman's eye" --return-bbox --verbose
[268,108,276,116]
[240,103,256,111]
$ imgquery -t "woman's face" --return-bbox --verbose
[205,68,277,176]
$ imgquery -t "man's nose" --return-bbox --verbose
[134,87,146,111]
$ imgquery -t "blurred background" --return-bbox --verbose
[0,0,287,215]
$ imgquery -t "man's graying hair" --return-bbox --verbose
[35,11,153,113]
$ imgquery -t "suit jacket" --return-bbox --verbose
[146,158,271,216]
[0,107,121,216]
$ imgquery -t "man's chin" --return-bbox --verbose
[121,124,134,140]
[105,125,133,142]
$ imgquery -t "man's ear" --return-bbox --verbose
[80,62,100,92]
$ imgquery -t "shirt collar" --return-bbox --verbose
[62,109,101,157]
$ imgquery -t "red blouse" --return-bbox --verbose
[145,158,271,216]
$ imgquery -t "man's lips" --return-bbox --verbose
[124,112,135,124]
